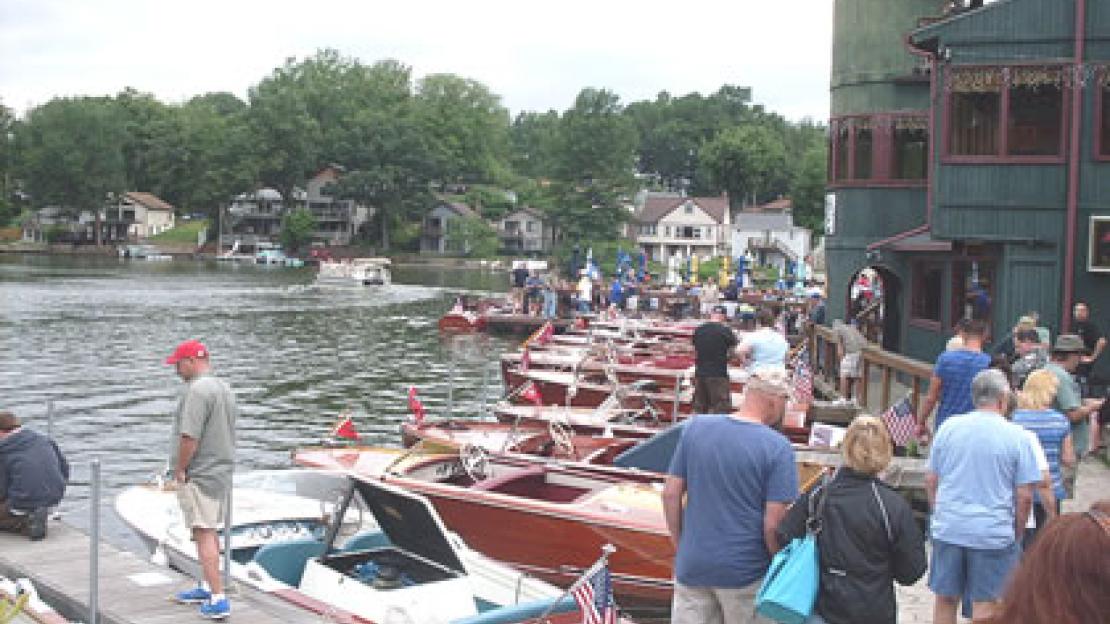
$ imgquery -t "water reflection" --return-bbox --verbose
[0,255,511,537]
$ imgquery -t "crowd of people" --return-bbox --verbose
[667,296,1109,624]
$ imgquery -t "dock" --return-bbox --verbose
[0,522,306,624]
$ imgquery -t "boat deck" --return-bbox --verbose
[0,522,310,624]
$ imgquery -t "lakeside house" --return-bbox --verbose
[21,192,176,244]
[220,166,372,253]
[633,194,732,262]
[420,201,478,254]
[825,0,1109,382]
[731,198,811,276]
[499,207,553,255]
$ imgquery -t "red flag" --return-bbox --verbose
[521,347,531,371]
[520,381,543,406]
[408,386,426,425]
[332,414,360,440]
[538,321,554,345]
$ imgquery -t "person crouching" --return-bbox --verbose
[0,411,69,541]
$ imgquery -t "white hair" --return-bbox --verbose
[971,368,1010,409]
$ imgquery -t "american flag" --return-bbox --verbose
[572,563,617,624]
[791,348,814,405]
[881,396,916,447]
[407,386,426,425]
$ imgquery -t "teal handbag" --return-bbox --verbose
[755,475,830,624]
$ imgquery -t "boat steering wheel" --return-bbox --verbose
[548,421,576,458]
[459,443,490,482]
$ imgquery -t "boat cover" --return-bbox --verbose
[611,422,687,473]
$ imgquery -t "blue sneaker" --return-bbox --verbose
[174,586,211,604]
[199,597,230,620]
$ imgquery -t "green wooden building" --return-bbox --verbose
[826,0,1110,381]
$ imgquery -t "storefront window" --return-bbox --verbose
[912,263,944,324]
[892,117,928,179]
[1007,68,1064,156]
[853,121,874,179]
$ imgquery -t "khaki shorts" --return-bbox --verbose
[176,481,226,531]
[671,580,771,624]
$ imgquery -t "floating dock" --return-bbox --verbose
[0,522,307,624]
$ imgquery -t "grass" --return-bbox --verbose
[148,219,209,243]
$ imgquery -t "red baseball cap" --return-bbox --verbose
[165,340,209,365]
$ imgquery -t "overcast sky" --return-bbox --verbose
[0,0,833,122]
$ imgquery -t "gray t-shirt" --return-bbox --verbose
[835,323,868,354]
[169,374,237,497]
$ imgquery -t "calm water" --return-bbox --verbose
[0,254,512,542]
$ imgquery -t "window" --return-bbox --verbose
[1007,68,1064,156]
[892,117,928,179]
[952,261,995,323]
[665,226,672,237]
[1090,216,1110,272]
[684,202,694,214]
[834,122,850,181]
[947,66,1065,160]
[911,263,944,325]
[526,221,537,233]
[853,120,874,179]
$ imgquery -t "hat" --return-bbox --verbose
[1052,334,1086,354]
[165,340,209,365]
[746,366,791,398]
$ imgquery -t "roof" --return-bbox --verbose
[124,192,174,212]
[438,201,476,217]
[503,206,546,222]
[742,198,793,214]
[637,196,729,224]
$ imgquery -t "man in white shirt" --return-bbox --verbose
[737,309,788,371]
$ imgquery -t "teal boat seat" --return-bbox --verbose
[452,595,577,623]
[341,530,391,552]
[251,538,326,587]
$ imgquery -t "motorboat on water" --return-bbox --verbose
[118,244,172,261]
[0,577,70,624]
[115,469,579,624]
[315,258,392,287]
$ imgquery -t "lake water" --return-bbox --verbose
[0,254,512,543]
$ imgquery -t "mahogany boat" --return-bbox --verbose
[500,350,748,394]
[293,446,677,608]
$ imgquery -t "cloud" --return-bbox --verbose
[0,0,832,120]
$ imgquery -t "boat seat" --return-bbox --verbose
[629,379,660,392]
[251,538,326,587]
[470,466,546,492]
[341,530,391,552]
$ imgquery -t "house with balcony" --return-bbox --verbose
[421,201,477,254]
[732,198,811,275]
[303,166,372,246]
[825,0,1109,373]
[499,207,552,255]
[118,192,175,238]
[633,195,731,262]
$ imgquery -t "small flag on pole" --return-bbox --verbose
[790,347,814,406]
[332,412,360,440]
[572,562,617,624]
[520,381,543,406]
[408,386,426,425]
[882,396,916,447]
[538,321,555,345]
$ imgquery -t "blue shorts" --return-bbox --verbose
[928,539,1022,602]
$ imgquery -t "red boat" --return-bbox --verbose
[501,350,748,394]
[438,296,503,332]
[293,446,677,609]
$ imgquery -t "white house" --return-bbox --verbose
[731,198,811,275]
[633,195,731,262]
[421,201,478,254]
[119,192,175,238]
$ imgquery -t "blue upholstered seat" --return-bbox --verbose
[251,538,326,587]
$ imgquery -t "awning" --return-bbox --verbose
[866,224,930,251]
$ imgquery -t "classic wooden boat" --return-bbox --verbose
[292,446,677,608]
[501,351,746,393]
[116,469,576,624]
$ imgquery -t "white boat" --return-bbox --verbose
[118,244,172,261]
[115,469,571,624]
[316,258,392,287]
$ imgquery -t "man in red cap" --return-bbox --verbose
[165,340,237,620]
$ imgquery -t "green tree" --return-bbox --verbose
[463,186,515,220]
[114,88,173,193]
[0,100,14,225]
[699,123,788,208]
[16,97,127,245]
[415,74,510,184]
[789,143,828,232]
[445,215,498,258]
[280,208,317,252]
[509,110,561,180]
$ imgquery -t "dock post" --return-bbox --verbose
[47,400,55,440]
[222,487,232,591]
[89,458,101,624]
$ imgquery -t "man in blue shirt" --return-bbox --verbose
[926,369,1042,624]
[917,318,991,441]
[663,367,798,624]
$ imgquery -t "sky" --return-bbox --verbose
[0,0,833,122]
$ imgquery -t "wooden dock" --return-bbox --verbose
[0,522,308,623]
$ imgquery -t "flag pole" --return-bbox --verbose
[532,544,617,623]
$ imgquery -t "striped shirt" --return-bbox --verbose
[1012,409,1071,499]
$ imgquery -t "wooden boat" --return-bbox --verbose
[500,351,746,393]
[115,469,577,624]
[292,445,826,611]
[439,296,504,332]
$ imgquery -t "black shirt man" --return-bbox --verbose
[692,307,738,414]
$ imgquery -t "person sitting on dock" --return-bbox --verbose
[0,411,68,541]
[164,340,238,620]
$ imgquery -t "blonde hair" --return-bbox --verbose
[1019,369,1059,411]
[842,415,893,476]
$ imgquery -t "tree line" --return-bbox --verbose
[0,48,826,250]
